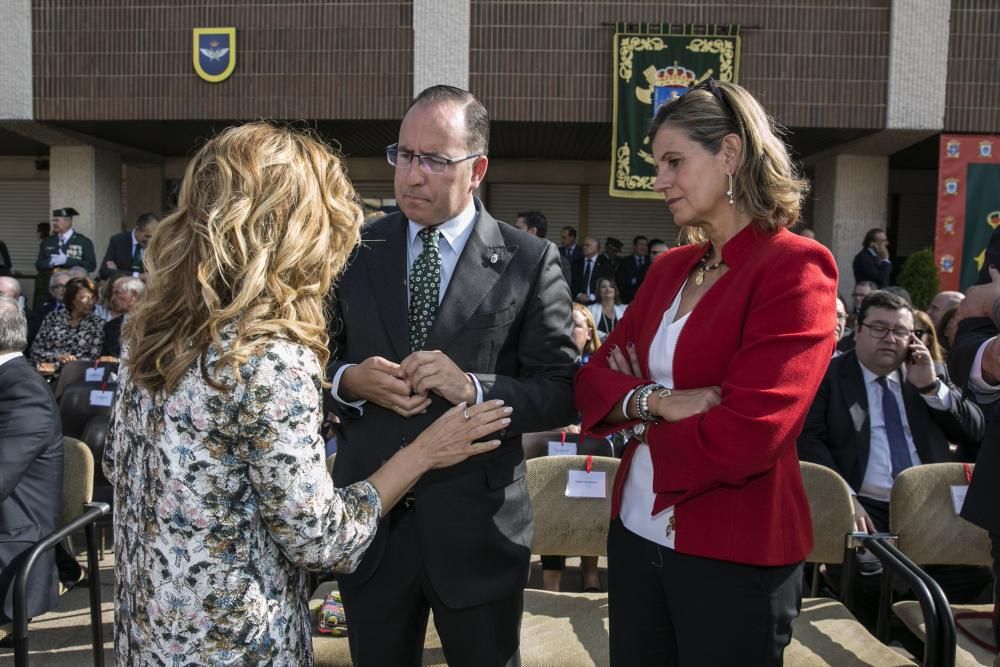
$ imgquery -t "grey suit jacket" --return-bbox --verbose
[329,200,577,608]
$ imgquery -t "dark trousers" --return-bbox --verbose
[845,497,994,630]
[338,506,522,667]
[607,519,802,666]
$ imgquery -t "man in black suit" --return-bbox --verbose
[852,228,892,288]
[0,297,63,625]
[559,225,583,262]
[0,239,11,277]
[329,85,577,667]
[516,210,571,285]
[799,290,987,624]
[615,234,650,304]
[570,237,612,305]
[99,212,160,280]
[948,258,1000,650]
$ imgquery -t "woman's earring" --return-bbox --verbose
[727,173,735,205]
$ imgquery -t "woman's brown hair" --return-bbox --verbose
[648,80,809,244]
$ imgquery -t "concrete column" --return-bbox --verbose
[0,0,32,119]
[813,154,889,291]
[50,146,123,271]
[413,0,470,94]
[124,164,164,229]
[887,0,950,130]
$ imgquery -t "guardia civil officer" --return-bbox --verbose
[34,208,97,275]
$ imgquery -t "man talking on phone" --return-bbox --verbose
[852,228,892,288]
[798,289,989,626]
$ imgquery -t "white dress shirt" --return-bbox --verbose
[969,337,1000,403]
[856,361,951,502]
[620,281,690,549]
[332,200,483,410]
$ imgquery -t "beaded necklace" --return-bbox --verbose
[694,247,725,286]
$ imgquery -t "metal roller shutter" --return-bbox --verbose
[0,181,49,275]
[487,184,581,230]
[894,192,936,257]
[586,189,677,253]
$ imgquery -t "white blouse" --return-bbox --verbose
[620,281,690,548]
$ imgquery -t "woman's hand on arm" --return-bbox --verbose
[368,400,510,516]
[606,342,720,423]
[649,387,721,423]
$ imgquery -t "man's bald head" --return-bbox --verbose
[928,290,965,329]
[0,276,20,300]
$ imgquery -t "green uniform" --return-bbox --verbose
[34,230,97,273]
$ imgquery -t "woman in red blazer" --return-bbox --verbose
[576,80,838,666]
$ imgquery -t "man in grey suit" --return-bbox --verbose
[0,297,63,625]
[329,85,577,666]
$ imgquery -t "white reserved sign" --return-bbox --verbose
[565,470,607,498]
[85,367,105,382]
[950,485,968,515]
[89,390,113,407]
[548,440,577,456]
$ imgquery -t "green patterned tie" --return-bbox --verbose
[408,226,442,351]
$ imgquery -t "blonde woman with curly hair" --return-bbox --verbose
[103,122,510,666]
[576,80,838,664]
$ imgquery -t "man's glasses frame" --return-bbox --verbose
[386,144,485,175]
[858,322,925,341]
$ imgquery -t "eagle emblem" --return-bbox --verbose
[193,28,236,83]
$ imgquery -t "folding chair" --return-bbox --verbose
[789,462,949,666]
[58,383,115,439]
[887,463,995,667]
[10,437,111,667]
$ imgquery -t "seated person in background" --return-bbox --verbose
[798,290,989,626]
[541,303,603,593]
[927,290,964,332]
[101,277,145,358]
[0,297,64,626]
[27,271,70,346]
[588,277,627,342]
[938,304,962,351]
[0,277,25,314]
[29,277,104,366]
[834,294,848,353]
[92,274,122,322]
[913,309,948,377]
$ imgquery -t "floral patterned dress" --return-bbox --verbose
[28,309,104,362]
[104,333,381,666]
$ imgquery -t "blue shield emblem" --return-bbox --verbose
[193,28,236,83]
[651,64,697,116]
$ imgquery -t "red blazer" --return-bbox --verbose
[576,224,838,566]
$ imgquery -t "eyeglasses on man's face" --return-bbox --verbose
[386,144,484,175]
[859,322,924,341]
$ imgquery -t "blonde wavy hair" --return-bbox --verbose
[572,302,602,356]
[125,121,363,393]
[649,80,809,245]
